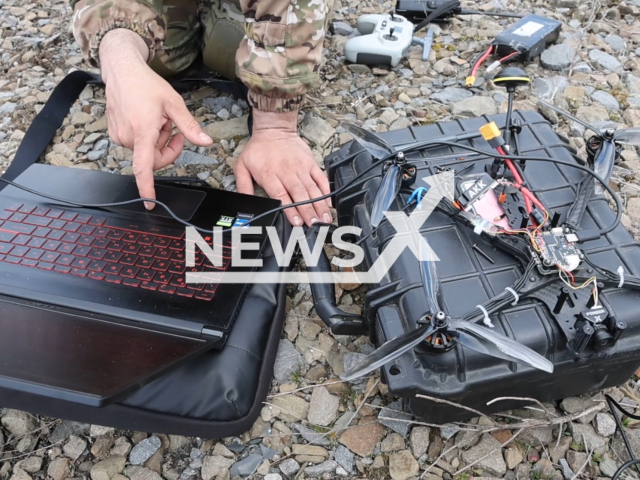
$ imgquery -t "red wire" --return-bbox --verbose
[471,45,494,77]
[499,51,519,63]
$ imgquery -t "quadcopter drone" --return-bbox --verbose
[331,67,640,381]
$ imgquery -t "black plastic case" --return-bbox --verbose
[324,111,640,422]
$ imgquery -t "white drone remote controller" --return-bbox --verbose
[344,14,415,67]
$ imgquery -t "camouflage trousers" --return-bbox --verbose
[150,0,246,81]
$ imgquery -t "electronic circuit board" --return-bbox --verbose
[534,228,582,272]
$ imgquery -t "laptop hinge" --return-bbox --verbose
[201,327,224,338]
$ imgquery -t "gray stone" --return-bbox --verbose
[291,424,331,446]
[381,433,406,453]
[125,466,162,480]
[588,49,624,73]
[129,436,162,466]
[596,413,617,437]
[300,114,335,147]
[378,401,412,436]
[203,116,249,141]
[605,34,626,52]
[332,21,354,36]
[2,410,35,436]
[265,475,282,480]
[625,74,640,95]
[504,447,523,469]
[566,451,588,475]
[451,96,498,117]
[599,455,618,477]
[64,435,88,461]
[541,44,575,70]
[460,434,507,476]
[279,459,300,477]
[518,426,554,446]
[15,457,43,473]
[334,446,354,473]
[47,458,70,480]
[388,450,419,480]
[342,352,368,384]
[304,460,337,477]
[409,426,430,458]
[175,151,219,167]
[533,76,568,100]
[612,427,640,461]
[571,121,586,137]
[259,444,278,460]
[50,421,90,443]
[88,149,106,161]
[307,386,339,427]
[0,102,17,115]
[440,424,460,440]
[429,87,472,104]
[201,456,234,480]
[90,456,126,480]
[569,423,608,450]
[229,454,263,477]
[273,339,305,383]
[574,62,593,74]
[221,175,236,190]
[559,458,574,480]
[217,108,230,120]
[591,90,620,110]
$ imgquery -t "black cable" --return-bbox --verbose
[605,394,640,478]
[459,9,524,18]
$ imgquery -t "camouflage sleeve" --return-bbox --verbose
[235,0,332,113]
[70,0,166,67]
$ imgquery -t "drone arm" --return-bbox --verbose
[565,175,595,231]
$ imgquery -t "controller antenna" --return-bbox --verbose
[493,67,530,151]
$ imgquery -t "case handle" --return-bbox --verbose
[305,224,367,335]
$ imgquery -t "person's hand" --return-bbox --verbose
[99,29,213,209]
[234,110,332,227]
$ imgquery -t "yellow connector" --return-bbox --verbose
[465,76,476,87]
[479,122,501,141]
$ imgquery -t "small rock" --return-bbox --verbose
[125,466,162,480]
[430,87,472,105]
[409,427,430,458]
[605,34,626,52]
[47,458,70,480]
[8,470,31,480]
[331,21,354,36]
[334,446,354,473]
[588,49,624,73]
[229,454,263,477]
[576,105,610,123]
[381,433,406,453]
[541,44,575,70]
[559,458,574,480]
[129,436,162,466]
[599,455,619,477]
[388,450,419,480]
[265,475,282,480]
[201,456,234,480]
[451,96,498,117]
[339,417,386,457]
[292,445,328,459]
[596,413,617,437]
[307,386,339,426]
[440,424,461,440]
[569,423,608,450]
[348,64,371,74]
[175,151,219,166]
[271,395,309,422]
[300,114,335,147]
[15,457,42,474]
[504,447,523,469]
[304,460,337,478]
[461,434,507,476]
[290,424,331,446]
[90,456,126,480]
[203,116,249,142]
[273,339,305,383]
[591,90,620,110]
[573,62,592,74]
[1,410,35,436]
[279,459,300,477]
[0,102,17,115]
[378,401,412,436]
[90,425,115,437]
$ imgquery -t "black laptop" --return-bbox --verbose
[0,163,280,407]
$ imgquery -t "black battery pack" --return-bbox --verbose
[492,14,562,60]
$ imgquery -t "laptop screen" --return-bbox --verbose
[0,298,214,406]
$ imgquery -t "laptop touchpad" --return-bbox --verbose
[112,182,206,221]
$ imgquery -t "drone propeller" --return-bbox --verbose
[342,122,397,159]
[539,100,640,194]
[341,240,554,381]
[370,163,403,227]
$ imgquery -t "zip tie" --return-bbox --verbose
[505,287,519,305]
[407,187,429,209]
[476,304,494,327]
[617,266,625,288]
[474,218,490,235]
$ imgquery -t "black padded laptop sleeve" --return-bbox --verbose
[0,71,290,438]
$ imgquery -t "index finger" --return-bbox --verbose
[132,134,158,210]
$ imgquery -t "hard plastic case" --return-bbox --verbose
[324,111,640,422]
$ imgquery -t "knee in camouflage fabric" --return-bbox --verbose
[201,0,245,81]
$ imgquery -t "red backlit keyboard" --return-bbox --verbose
[0,202,230,301]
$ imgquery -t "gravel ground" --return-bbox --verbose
[3,0,640,478]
